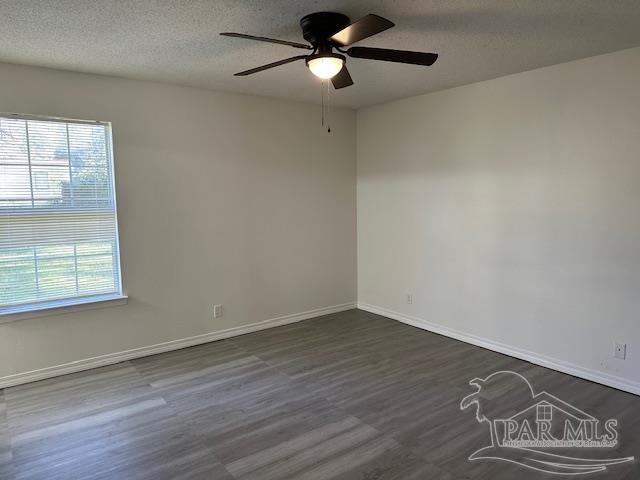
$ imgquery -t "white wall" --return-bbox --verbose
[357,47,640,392]
[0,62,356,380]
[3,46,639,393]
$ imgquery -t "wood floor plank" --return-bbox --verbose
[3,362,233,480]
[1,309,638,479]
[0,390,13,480]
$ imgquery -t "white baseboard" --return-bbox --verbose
[358,302,640,396]
[0,302,356,388]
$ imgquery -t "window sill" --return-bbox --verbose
[0,294,128,324]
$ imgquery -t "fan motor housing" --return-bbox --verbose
[300,12,350,46]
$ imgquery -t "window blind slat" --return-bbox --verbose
[0,115,122,310]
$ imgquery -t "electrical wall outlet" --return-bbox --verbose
[406,293,413,305]
[213,304,223,319]
[614,342,626,360]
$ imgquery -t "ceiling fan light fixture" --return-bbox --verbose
[306,54,345,79]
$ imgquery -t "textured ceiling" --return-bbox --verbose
[1,0,640,108]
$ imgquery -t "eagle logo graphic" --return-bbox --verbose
[460,371,634,475]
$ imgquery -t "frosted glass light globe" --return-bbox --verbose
[307,56,344,79]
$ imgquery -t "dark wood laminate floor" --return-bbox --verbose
[0,309,638,479]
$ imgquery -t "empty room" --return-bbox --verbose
[0,1,639,479]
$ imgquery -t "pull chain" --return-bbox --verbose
[320,80,331,134]
[326,80,331,133]
[321,79,325,128]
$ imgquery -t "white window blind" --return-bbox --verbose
[0,114,123,314]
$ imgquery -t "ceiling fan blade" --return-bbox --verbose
[220,32,312,50]
[347,47,438,66]
[331,66,354,89]
[329,14,394,46]
[234,55,308,76]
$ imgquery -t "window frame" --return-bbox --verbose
[0,113,126,321]
[536,403,553,422]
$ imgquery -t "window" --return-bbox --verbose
[0,114,123,315]
[536,403,552,422]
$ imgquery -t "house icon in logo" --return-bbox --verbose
[500,390,598,447]
[517,393,595,425]
[460,370,634,475]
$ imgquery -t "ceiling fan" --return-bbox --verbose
[220,12,438,89]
